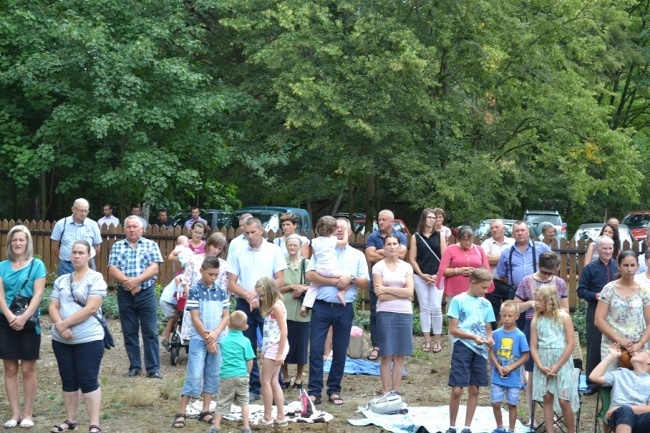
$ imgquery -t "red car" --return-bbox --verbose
[622,210,650,241]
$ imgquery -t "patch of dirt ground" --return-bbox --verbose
[12,317,598,432]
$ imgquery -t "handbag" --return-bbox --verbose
[68,275,115,350]
[367,392,407,415]
[9,260,38,330]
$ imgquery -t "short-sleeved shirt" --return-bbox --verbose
[306,244,369,304]
[311,235,338,272]
[515,275,568,319]
[481,237,515,276]
[51,216,102,261]
[605,367,650,407]
[599,281,650,342]
[283,258,310,323]
[0,258,47,334]
[372,260,413,314]
[107,237,163,290]
[496,241,551,288]
[491,327,529,387]
[274,235,309,258]
[366,230,408,280]
[185,280,230,341]
[220,329,255,379]
[50,270,107,344]
[447,292,495,359]
[184,217,208,231]
[97,215,120,228]
[226,241,286,292]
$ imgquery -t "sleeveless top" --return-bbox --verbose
[415,231,442,274]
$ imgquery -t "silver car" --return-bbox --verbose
[572,223,635,249]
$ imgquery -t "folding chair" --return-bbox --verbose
[531,332,583,433]
[593,386,611,433]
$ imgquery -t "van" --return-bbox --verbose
[225,206,312,236]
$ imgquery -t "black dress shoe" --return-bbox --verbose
[147,371,163,379]
[127,368,141,377]
[584,385,598,396]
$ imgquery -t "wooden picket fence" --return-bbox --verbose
[0,220,641,310]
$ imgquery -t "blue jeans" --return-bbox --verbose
[52,339,104,393]
[117,287,160,374]
[235,297,264,395]
[181,339,221,396]
[308,300,354,399]
[609,405,650,432]
[58,258,95,276]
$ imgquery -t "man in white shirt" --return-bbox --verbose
[481,219,515,327]
[97,203,120,228]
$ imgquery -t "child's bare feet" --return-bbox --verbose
[337,291,346,306]
[300,306,308,317]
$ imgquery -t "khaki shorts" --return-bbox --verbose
[216,377,249,415]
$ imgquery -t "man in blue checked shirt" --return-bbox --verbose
[108,215,164,379]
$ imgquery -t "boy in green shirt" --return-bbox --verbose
[208,311,255,433]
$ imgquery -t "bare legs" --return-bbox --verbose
[261,358,284,423]
[3,360,37,424]
[379,355,405,394]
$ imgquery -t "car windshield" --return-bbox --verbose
[622,215,650,229]
[525,215,561,225]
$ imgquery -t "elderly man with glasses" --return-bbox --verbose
[51,198,102,275]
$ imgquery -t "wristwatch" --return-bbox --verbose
[350,274,356,285]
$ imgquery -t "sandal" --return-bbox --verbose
[4,419,20,429]
[261,417,274,426]
[88,426,101,433]
[19,420,33,429]
[422,341,431,352]
[328,394,344,405]
[171,413,186,429]
[292,381,303,389]
[198,411,215,425]
[51,420,78,432]
[432,342,442,353]
[308,395,321,405]
[281,381,291,389]
[367,348,379,361]
[276,418,288,428]
[162,340,171,352]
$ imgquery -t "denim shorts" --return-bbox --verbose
[490,383,520,405]
[448,341,488,387]
[181,339,221,397]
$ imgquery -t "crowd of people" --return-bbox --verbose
[3,201,650,433]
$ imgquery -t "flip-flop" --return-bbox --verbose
[422,341,431,352]
[432,342,442,353]
[367,348,379,361]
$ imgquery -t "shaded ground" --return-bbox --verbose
[9,317,598,432]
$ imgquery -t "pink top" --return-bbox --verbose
[189,241,206,255]
[372,260,414,314]
[436,244,493,297]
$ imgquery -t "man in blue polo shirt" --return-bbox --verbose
[364,210,407,360]
[307,217,369,405]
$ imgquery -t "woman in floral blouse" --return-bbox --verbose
[595,250,650,371]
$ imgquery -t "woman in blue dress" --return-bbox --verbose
[0,225,47,428]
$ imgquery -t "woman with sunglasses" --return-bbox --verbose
[514,251,569,430]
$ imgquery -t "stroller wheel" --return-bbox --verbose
[170,333,181,366]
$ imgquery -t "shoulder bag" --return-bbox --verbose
[68,274,115,350]
[416,232,444,290]
[9,260,38,330]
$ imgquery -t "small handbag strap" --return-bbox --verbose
[299,258,306,285]
[18,260,35,296]
[68,273,104,324]
[415,232,441,262]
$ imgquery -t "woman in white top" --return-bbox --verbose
[274,213,309,258]
[372,234,415,395]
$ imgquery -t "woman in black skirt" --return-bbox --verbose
[372,233,415,395]
[0,225,47,428]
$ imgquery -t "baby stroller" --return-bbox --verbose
[169,293,190,366]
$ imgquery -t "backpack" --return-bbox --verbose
[367,392,407,415]
[299,388,315,417]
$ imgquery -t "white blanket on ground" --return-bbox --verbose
[187,400,333,425]
[349,405,531,433]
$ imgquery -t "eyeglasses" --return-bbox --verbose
[74,208,89,214]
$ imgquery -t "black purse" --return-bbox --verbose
[68,274,115,350]
[9,260,38,330]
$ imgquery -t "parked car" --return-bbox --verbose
[523,210,567,240]
[170,209,231,230]
[224,206,312,235]
[622,210,650,241]
[352,218,411,238]
[473,219,540,240]
[572,223,634,248]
